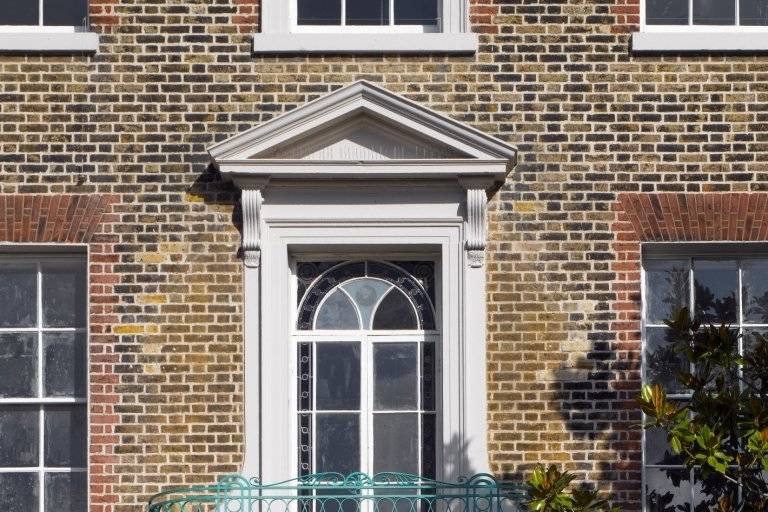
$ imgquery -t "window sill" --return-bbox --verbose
[251,33,478,54]
[0,32,99,53]
[632,31,768,53]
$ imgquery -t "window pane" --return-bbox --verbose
[421,413,436,479]
[297,0,342,25]
[744,328,766,389]
[740,0,768,25]
[645,259,690,324]
[693,469,739,510]
[43,0,88,26]
[315,290,360,330]
[298,343,312,411]
[44,333,87,398]
[44,405,87,468]
[373,413,418,474]
[42,260,87,328]
[694,260,738,324]
[316,413,359,474]
[394,0,438,25]
[421,342,436,411]
[341,279,391,330]
[316,343,360,410]
[374,343,418,410]
[0,473,38,512]
[645,426,684,465]
[45,472,87,512]
[743,259,768,323]
[346,0,388,25]
[645,468,691,512]
[372,289,418,330]
[646,0,689,24]
[298,413,312,476]
[0,264,37,328]
[693,0,736,24]
[0,0,39,25]
[0,332,37,398]
[645,327,688,394]
[0,405,39,467]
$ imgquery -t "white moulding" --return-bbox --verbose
[251,33,478,54]
[0,32,99,53]
[632,31,768,52]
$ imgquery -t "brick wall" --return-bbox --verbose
[2,0,768,510]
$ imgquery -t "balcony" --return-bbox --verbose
[147,472,527,512]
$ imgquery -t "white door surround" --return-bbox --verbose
[208,80,517,482]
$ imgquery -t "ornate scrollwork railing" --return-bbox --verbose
[147,472,528,512]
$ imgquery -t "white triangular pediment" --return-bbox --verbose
[254,115,467,160]
[208,80,517,164]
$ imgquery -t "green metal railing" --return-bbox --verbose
[147,472,528,512]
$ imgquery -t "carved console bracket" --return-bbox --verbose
[459,178,494,268]
[239,179,268,268]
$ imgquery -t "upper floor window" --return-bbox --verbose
[296,0,439,33]
[253,0,477,54]
[645,0,768,30]
[0,0,88,32]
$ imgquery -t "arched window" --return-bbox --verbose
[296,261,436,331]
[293,260,438,478]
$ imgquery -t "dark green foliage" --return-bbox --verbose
[526,465,618,512]
[638,308,768,512]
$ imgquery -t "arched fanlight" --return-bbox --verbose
[296,261,436,331]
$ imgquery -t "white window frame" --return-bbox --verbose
[633,0,768,52]
[0,251,89,512]
[251,225,480,484]
[252,0,477,54]
[0,0,98,53]
[291,257,442,477]
[640,242,768,511]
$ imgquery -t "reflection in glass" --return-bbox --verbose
[42,261,87,328]
[44,472,87,512]
[645,328,688,394]
[374,343,418,410]
[741,0,768,25]
[645,427,684,466]
[645,468,691,512]
[694,260,738,324]
[693,0,736,24]
[742,259,768,323]
[315,290,360,330]
[44,333,87,398]
[693,469,739,510]
[0,333,37,398]
[372,289,418,330]
[0,473,38,512]
[316,414,359,474]
[43,0,88,27]
[395,0,439,25]
[645,260,689,324]
[316,343,361,410]
[0,405,39,467]
[0,265,37,328]
[0,0,39,25]
[646,0,689,24]
[297,0,341,24]
[44,405,87,468]
[341,279,392,330]
[373,413,418,474]
[346,0,388,25]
